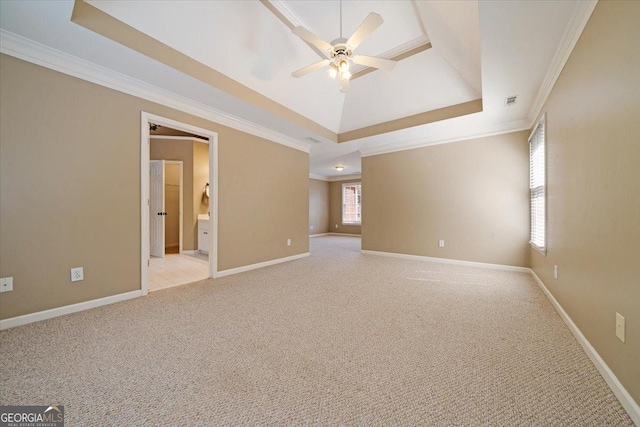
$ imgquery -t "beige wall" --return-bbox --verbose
[362,132,530,267]
[0,54,309,320]
[329,179,362,235]
[309,179,329,235]
[529,0,640,404]
[150,140,195,249]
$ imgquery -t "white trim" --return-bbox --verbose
[530,270,640,424]
[0,29,310,154]
[142,112,219,295]
[329,174,362,182]
[329,233,361,237]
[309,173,329,181]
[0,290,142,330]
[350,35,431,75]
[268,0,313,31]
[213,252,310,278]
[150,135,208,142]
[526,1,598,126]
[181,250,197,255]
[309,233,329,237]
[361,250,530,272]
[360,120,531,157]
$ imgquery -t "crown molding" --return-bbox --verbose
[328,174,361,182]
[360,119,530,157]
[0,29,311,154]
[309,173,329,181]
[268,0,311,29]
[526,0,598,126]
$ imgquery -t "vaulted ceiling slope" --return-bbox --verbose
[0,1,594,177]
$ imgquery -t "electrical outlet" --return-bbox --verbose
[0,277,13,293]
[616,313,625,342]
[71,267,84,282]
[554,265,558,279]
[287,239,291,246]
[438,240,445,248]
[335,224,338,229]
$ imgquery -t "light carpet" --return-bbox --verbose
[0,236,633,425]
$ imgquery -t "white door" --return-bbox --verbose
[150,160,165,257]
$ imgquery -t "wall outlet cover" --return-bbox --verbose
[554,265,558,279]
[71,267,84,282]
[438,240,445,248]
[287,239,291,246]
[0,277,13,293]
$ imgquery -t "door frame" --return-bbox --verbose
[141,112,218,296]
[163,160,183,255]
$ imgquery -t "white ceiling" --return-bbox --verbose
[0,0,585,178]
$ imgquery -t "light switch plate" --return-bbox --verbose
[554,265,558,279]
[616,313,625,342]
[0,277,13,293]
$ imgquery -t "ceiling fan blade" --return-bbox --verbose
[347,12,383,49]
[352,55,396,71]
[292,27,334,56]
[339,76,350,93]
[292,59,331,78]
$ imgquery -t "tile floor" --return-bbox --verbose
[149,252,209,292]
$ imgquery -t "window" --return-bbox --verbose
[342,183,361,225]
[529,115,546,252]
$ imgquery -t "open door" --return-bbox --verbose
[150,160,165,257]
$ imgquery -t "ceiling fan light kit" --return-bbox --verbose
[291,2,397,93]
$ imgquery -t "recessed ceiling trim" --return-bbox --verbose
[350,40,432,81]
[262,1,431,82]
[259,0,327,60]
[71,0,338,142]
[339,99,483,143]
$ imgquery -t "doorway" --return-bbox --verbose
[141,112,218,295]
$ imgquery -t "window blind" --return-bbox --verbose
[529,118,545,250]
[342,183,362,224]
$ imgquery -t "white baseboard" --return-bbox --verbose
[361,249,529,272]
[329,233,362,237]
[0,290,142,330]
[181,250,196,255]
[530,270,640,425]
[309,233,329,238]
[214,252,310,278]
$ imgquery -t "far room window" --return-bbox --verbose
[342,183,361,225]
[529,115,546,252]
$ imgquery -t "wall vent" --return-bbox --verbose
[505,95,518,106]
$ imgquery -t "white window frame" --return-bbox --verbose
[529,114,546,254]
[342,182,361,225]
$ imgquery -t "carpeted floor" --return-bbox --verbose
[0,236,633,425]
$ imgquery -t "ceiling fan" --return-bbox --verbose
[291,2,397,92]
